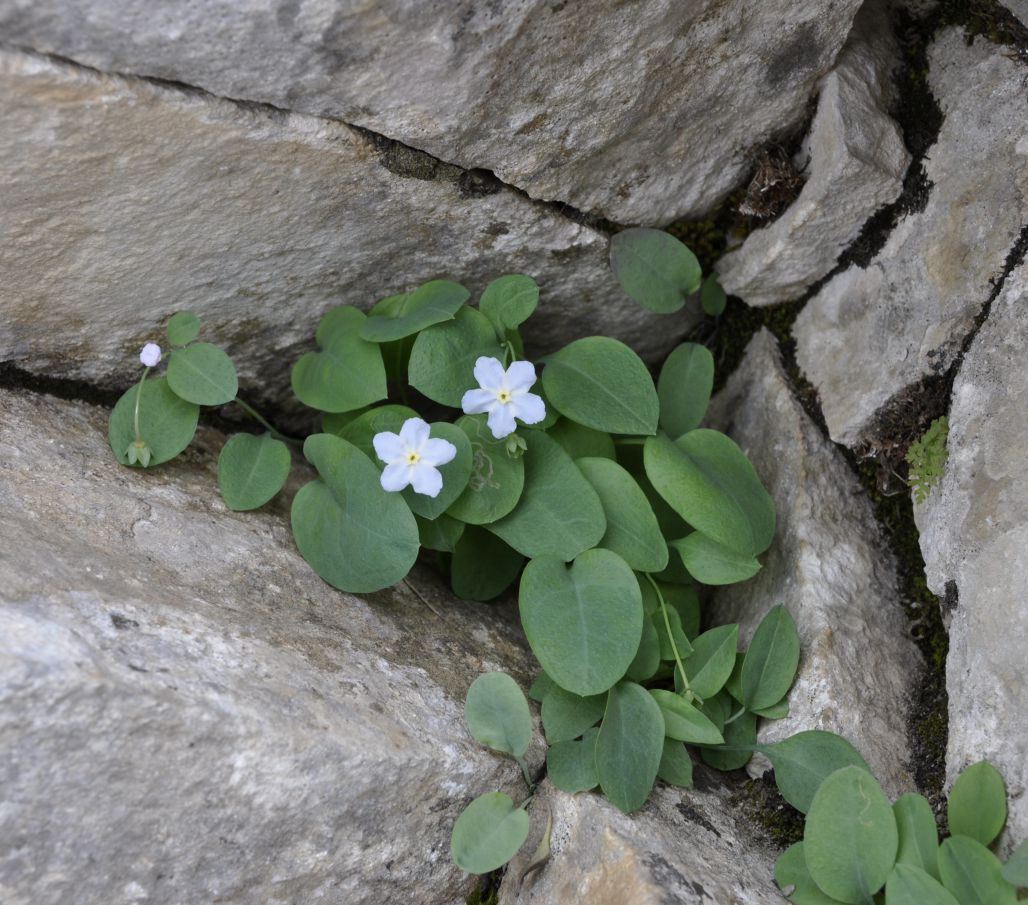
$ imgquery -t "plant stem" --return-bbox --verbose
[132,367,151,441]
[516,756,534,791]
[724,706,747,726]
[503,340,518,365]
[644,572,697,703]
[233,397,302,445]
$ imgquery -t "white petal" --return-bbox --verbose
[409,462,444,497]
[372,430,406,464]
[487,404,518,439]
[139,342,162,368]
[473,356,507,392]
[505,360,537,392]
[421,437,457,467]
[462,388,496,415]
[398,417,431,450]
[512,392,546,425]
[380,463,411,492]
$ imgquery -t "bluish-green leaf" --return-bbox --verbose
[166,311,201,346]
[465,671,533,758]
[401,422,473,520]
[759,731,872,815]
[948,761,1007,847]
[657,739,694,788]
[447,413,526,525]
[541,686,606,744]
[657,343,714,439]
[702,711,756,771]
[741,605,800,712]
[217,433,291,511]
[450,792,529,874]
[1001,839,1028,888]
[417,513,465,553]
[626,615,661,683]
[408,306,504,406]
[700,273,727,316]
[887,864,960,905]
[683,624,738,700]
[596,682,665,813]
[360,280,470,342]
[109,377,199,467]
[167,342,238,405]
[335,405,418,460]
[528,671,557,703]
[549,419,616,461]
[938,836,1017,905]
[649,689,724,744]
[775,843,847,905]
[894,792,940,880]
[450,527,524,601]
[547,728,600,794]
[479,274,539,335]
[609,228,701,313]
[671,532,762,585]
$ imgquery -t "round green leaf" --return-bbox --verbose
[948,761,1007,847]
[938,836,1017,905]
[450,792,530,874]
[700,273,727,316]
[644,429,775,556]
[649,690,724,744]
[528,671,557,703]
[740,605,800,712]
[1001,839,1028,888]
[804,766,898,904]
[360,279,469,342]
[609,228,701,313]
[217,433,291,511]
[887,864,960,905]
[775,843,845,905]
[465,672,533,758]
[166,343,238,405]
[626,615,661,682]
[291,434,419,593]
[479,274,539,334]
[166,311,201,346]
[894,792,940,880]
[417,513,465,553]
[547,728,599,794]
[671,532,762,585]
[450,527,524,601]
[702,711,757,771]
[759,731,871,815]
[486,431,605,561]
[447,414,526,525]
[683,624,738,700]
[540,686,606,744]
[519,549,643,696]
[109,377,200,466]
[577,457,668,572]
[408,306,504,406]
[335,405,418,460]
[401,422,473,520]
[596,681,665,813]
[658,739,694,788]
[549,419,616,461]
[657,343,714,440]
[541,336,659,435]
[291,306,388,413]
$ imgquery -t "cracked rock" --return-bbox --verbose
[794,29,1028,448]
[0,388,544,905]
[717,0,909,307]
[914,262,1028,857]
[706,330,920,797]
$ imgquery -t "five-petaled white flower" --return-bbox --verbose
[139,342,162,368]
[461,356,546,439]
[373,417,457,498]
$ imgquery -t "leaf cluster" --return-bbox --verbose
[906,416,949,505]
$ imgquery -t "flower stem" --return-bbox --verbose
[132,367,151,441]
[503,340,518,364]
[644,572,697,703]
[233,397,302,446]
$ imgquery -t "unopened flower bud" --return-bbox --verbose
[139,343,162,368]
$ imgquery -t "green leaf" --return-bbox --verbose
[528,671,557,703]
[486,431,605,561]
[654,606,693,662]
[217,433,291,511]
[541,336,659,435]
[417,513,465,553]
[547,728,600,794]
[649,689,724,744]
[625,615,661,682]
[700,273,727,316]
[549,419,616,461]
[109,377,200,466]
[401,422,473,520]
[894,792,940,880]
[683,624,738,700]
[741,605,800,712]
[447,414,526,525]
[886,864,960,905]
[450,527,524,601]
[671,532,762,585]
[702,711,756,771]
[948,761,1007,847]
[725,652,745,703]
[1001,840,1028,888]
[368,293,416,382]
[334,405,418,459]
[408,306,504,406]
[291,306,387,413]
[662,582,700,639]
[609,228,701,313]
[753,698,790,720]
[657,739,694,788]
[359,279,470,342]
[938,836,1017,905]
[657,343,714,439]
[577,457,668,572]
[699,689,732,733]
[291,434,419,593]
[166,311,201,346]
[759,731,871,815]
[479,274,539,335]
[450,792,530,874]
[464,672,533,758]
[166,342,238,405]
[645,430,776,556]
[519,549,643,696]
[596,682,665,813]
[540,686,606,743]
[321,408,368,436]
[775,843,848,905]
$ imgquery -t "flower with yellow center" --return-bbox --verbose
[373,417,457,497]
[460,356,546,439]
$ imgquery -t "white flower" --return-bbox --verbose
[139,342,162,368]
[373,417,457,498]
[461,357,546,439]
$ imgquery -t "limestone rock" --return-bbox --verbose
[914,263,1028,856]
[717,0,909,306]
[497,777,785,905]
[0,50,689,406]
[706,330,920,797]
[0,0,865,223]
[794,30,1028,447]
[0,387,544,905]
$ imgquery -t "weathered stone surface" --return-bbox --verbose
[717,0,909,306]
[0,0,865,223]
[0,50,690,406]
[1001,1,1028,26]
[706,330,920,796]
[914,262,1028,856]
[0,387,544,905]
[794,30,1028,447]
[497,777,784,905]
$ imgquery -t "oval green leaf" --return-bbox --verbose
[547,728,599,794]
[759,731,871,815]
[450,792,530,874]
[166,310,201,346]
[360,279,470,342]
[596,682,665,813]
[166,342,238,406]
[775,843,846,905]
[658,739,695,788]
[700,273,727,316]
[657,342,714,439]
[938,836,1017,905]
[465,671,533,758]
[702,711,757,772]
[447,414,526,525]
[451,527,524,602]
[540,686,606,744]
[683,624,738,700]
[894,792,940,880]
[549,419,616,461]
[408,306,504,406]
[479,274,539,334]
[609,228,701,313]
[1001,839,1028,888]
[948,760,1007,847]
[109,377,200,467]
[650,689,724,744]
[626,615,661,683]
[887,863,959,905]
[417,512,465,553]
[671,532,762,585]
[217,433,291,511]
[741,605,800,712]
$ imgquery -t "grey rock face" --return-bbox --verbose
[717,0,909,306]
[497,777,784,905]
[1000,1,1028,26]
[0,388,543,905]
[0,50,689,404]
[914,263,1028,856]
[794,30,1028,448]
[706,330,920,797]
[0,0,865,223]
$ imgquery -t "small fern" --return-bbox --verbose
[906,416,949,504]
